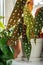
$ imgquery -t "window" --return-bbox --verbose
[0,0,5,24]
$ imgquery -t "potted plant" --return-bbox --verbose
[0,0,28,64]
[0,16,15,65]
[1,0,43,63]
[6,0,28,59]
[29,7,43,61]
[22,0,43,61]
[6,0,43,62]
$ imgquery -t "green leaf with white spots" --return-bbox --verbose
[34,7,43,38]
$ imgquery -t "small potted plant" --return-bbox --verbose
[22,0,43,61]
[22,0,34,60]
[29,7,43,61]
[0,16,15,65]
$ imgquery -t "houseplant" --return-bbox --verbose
[6,0,43,61]
[22,0,34,60]
[22,0,43,61]
[1,0,43,63]
[29,7,43,61]
[0,16,15,65]
[6,0,27,59]
[0,0,28,64]
[6,0,34,60]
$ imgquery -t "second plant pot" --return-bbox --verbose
[29,38,43,61]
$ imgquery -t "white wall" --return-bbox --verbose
[32,0,43,17]
[0,0,4,22]
[5,0,43,25]
[5,0,16,25]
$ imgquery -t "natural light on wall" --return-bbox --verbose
[34,0,43,5]
[32,0,43,17]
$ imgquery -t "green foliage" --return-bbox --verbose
[23,5,34,40]
[1,0,43,63]
[0,21,5,29]
[0,0,27,64]
[22,24,31,60]
[0,16,5,32]
[0,18,14,65]
[22,5,34,60]
[0,0,27,63]
[7,0,27,29]
[34,7,43,38]
[0,16,4,19]
[0,37,14,65]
